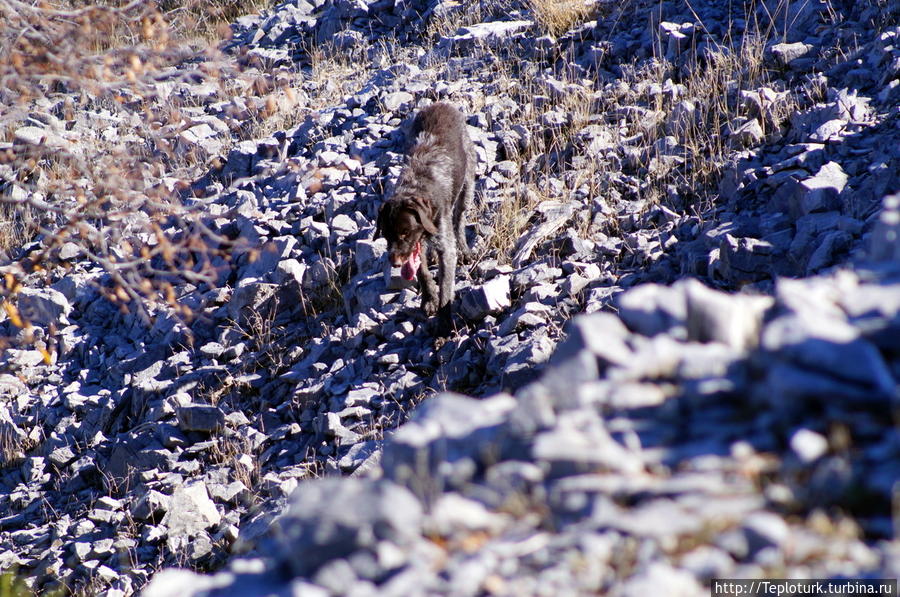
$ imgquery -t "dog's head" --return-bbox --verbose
[374,197,437,281]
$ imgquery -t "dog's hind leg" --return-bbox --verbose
[453,180,473,262]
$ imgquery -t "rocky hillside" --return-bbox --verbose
[0,0,898,594]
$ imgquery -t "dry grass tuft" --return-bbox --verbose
[528,0,598,37]
[159,0,272,43]
[426,1,486,39]
[301,39,376,111]
[630,25,796,210]
[484,183,545,259]
[0,204,37,259]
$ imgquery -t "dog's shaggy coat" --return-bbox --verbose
[375,102,476,329]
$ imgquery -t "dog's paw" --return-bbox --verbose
[421,297,439,316]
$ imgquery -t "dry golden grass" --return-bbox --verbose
[158,0,272,43]
[303,40,375,111]
[484,182,545,259]
[456,0,798,263]
[528,0,598,37]
[426,1,487,39]
[460,42,605,262]
[0,204,37,258]
[634,27,795,209]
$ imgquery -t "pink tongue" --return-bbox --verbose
[401,243,421,281]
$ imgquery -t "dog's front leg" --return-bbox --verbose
[418,244,439,316]
[436,234,457,332]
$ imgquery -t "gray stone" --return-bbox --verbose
[428,494,506,536]
[177,123,223,156]
[316,412,362,445]
[764,360,884,404]
[616,283,687,338]
[355,238,386,272]
[501,331,555,388]
[382,91,414,112]
[762,314,895,399]
[789,211,842,260]
[810,119,846,141]
[199,342,225,359]
[830,87,871,122]
[106,434,177,481]
[769,42,813,67]
[142,569,231,597]
[227,281,280,324]
[741,512,790,556]
[740,88,790,125]
[176,405,225,433]
[445,20,532,49]
[3,348,46,368]
[658,21,696,60]
[792,161,847,217]
[805,229,852,273]
[339,440,380,472]
[612,562,703,597]
[14,125,69,149]
[272,259,307,287]
[330,213,359,239]
[551,312,632,371]
[382,392,516,493]
[533,411,642,476]
[162,483,220,539]
[243,236,298,279]
[685,279,773,350]
[272,478,422,577]
[729,118,764,147]
[15,287,72,327]
[460,275,511,320]
[131,490,170,521]
[719,235,775,283]
[512,201,575,267]
[58,242,81,260]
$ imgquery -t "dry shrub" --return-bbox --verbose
[0,0,245,328]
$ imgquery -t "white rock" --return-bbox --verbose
[460,275,511,319]
[790,428,829,463]
[685,279,773,350]
[793,161,847,216]
[16,287,72,327]
[162,483,221,537]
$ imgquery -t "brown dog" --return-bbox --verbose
[375,102,475,329]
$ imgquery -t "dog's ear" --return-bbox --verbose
[412,197,438,235]
[374,203,389,239]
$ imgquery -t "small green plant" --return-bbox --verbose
[0,569,29,597]
[0,567,67,597]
